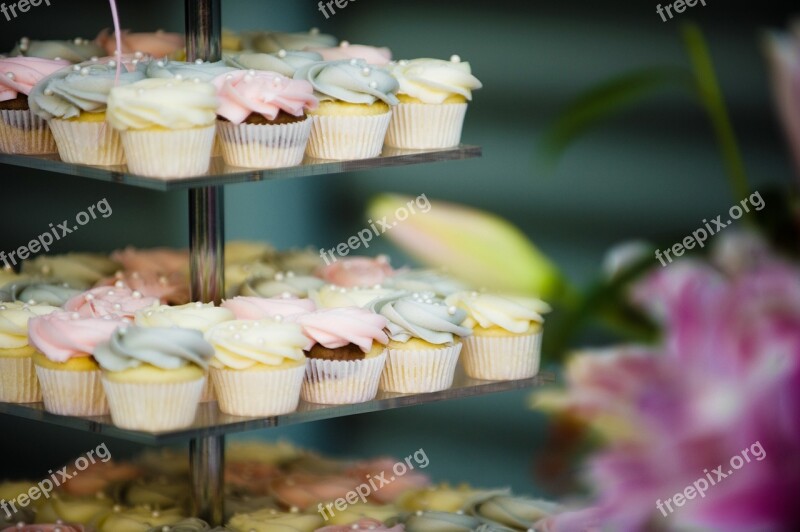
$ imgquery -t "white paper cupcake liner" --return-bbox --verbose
[102,376,204,431]
[199,376,216,403]
[34,365,108,416]
[212,364,305,417]
[217,118,312,168]
[0,356,41,403]
[119,125,215,178]
[386,103,468,149]
[302,351,387,404]
[49,118,125,166]
[462,330,543,380]
[380,343,461,394]
[306,112,391,160]
[0,109,57,154]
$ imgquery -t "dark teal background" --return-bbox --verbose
[0,0,796,497]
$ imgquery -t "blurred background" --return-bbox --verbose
[0,0,796,498]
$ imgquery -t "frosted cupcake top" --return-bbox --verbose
[30,61,146,120]
[294,59,399,105]
[205,319,309,370]
[98,507,185,532]
[28,311,125,362]
[310,41,392,66]
[21,252,119,287]
[0,301,60,350]
[228,509,322,532]
[317,520,403,532]
[316,256,396,288]
[95,29,184,57]
[469,495,563,530]
[0,279,81,306]
[211,70,318,124]
[145,59,237,82]
[250,29,337,53]
[64,286,159,319]
[95,271,191,306]
[107,78,219,130]
[398,511,486,532]
[386,270,468,297]
[309,284,405,309]
[371,293,471,344]
[296,307,389,352]
[389,57,482,104]
[134,302,234,332]
[94,326,213,372]
[10,37,104,63]
[111,247,190,275]
[0,57,69,101]
[241,272,324,298]
[3,524,89,532]
[222,296,316,321]
[143,518,215,531]
[226,51,323,77]
[444,292,550,333]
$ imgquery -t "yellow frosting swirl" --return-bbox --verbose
[205,319,308,370]
[0,301,60,350]
[107,78,218,130]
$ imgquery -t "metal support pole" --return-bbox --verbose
[185,0,225,526]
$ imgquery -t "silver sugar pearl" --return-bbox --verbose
[450,54,462,63]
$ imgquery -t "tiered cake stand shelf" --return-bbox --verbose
[0,0,553,525]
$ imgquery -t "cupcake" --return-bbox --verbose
[251,29,337,53]
[0,57,68,153]
[316,256,396,288]
[385,270,468,298]
[211,69,318,168]
[64,286,159,319]
[228,509,323,532]
[270,473,361,511]
[226,51,323,78]
[134,302,234,331]
[34,493,115,527]
[0,279,82,306]
[309,41,392,66]
[241,272,324,298]
[29,60,145,165]
[386,57,482,149]
[10,36,105,62]
[111,246,190,275]
[106,78,218,178]
[445,292,549,381]
[205,319,308,416]
[371,293,471,393]
[95,29,185,58]
[21,252,119,287]
[468,495,563,530]
[222,295,315,320]
[95,271,191,306]
[28,311,124,416]
[295,59,398,160]
[0,301,59,403]
[95,326,213,431]
[296,307,389,404]
[344,458,430,504]
[310,284,406,309]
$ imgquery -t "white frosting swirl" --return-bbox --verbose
[294,59,399,105]
[390,58,482,103]
[145,59,237,82]
[371,293,471,344]
[226,51,323,77]
[0,301,60,349]
[445,292,549,333]
[309,284,406,309]
[107,78,219,130]
[134,302,235,332]
[205,319,308,370]
[241,273,324,298]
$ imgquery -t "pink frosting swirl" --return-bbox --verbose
[95,271,191,305]
[311,43,392,66]
[316,519,404,532]
[226,461,280,496]
[64,286,158,319]
[2,525,88,532]
[316,256,396,288]
[211,70,318,124]
[345,458,430,503]
[296,307,389,352]
[222,296,316,320]
[0,57,69,101]
[270,473,362,510]
[61,460,141,496]
[28,311,125,362]
[95,28,184,57]
[111,247,189,275]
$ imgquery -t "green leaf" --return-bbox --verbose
[538,66,694,169]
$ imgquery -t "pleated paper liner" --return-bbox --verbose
[217,118,312,168]
[119,125,215,178]
[0,109,57,154]
[380,343,462,394]
[0,356,41,403]
[385,103,468,150]
[462,330,543,381]
[49,118,125,166]
[34,366,108,416]
[211,364,306,417]
[305,111,391,160]
[199,376,216,403]
[302,351,387,404]
[102,376,205,431]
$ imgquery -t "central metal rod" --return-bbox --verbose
[185,0,225,526]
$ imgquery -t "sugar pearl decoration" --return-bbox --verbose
[362,67,371,76]
[175,74,183,80]
[80,67,90,76]
[5,72,14,80]
[90,56,98,62]
[278,49,287,58]
[195,58,204,64]
[135,51,144,58]
[108,60,116,67]
[85,293,95,301]
[340,40,350,48]
[156,60,165,67]
[349,59,359,66]
[310,27,320,35]
[369,81,378,89]
[447,305,458,315]
[44,89,53,96]
[450,54,462,63]
[53,56,61,61]
[72,65,81,71]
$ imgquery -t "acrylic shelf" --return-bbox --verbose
[0,145,482,192]
[0,369,554,445]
